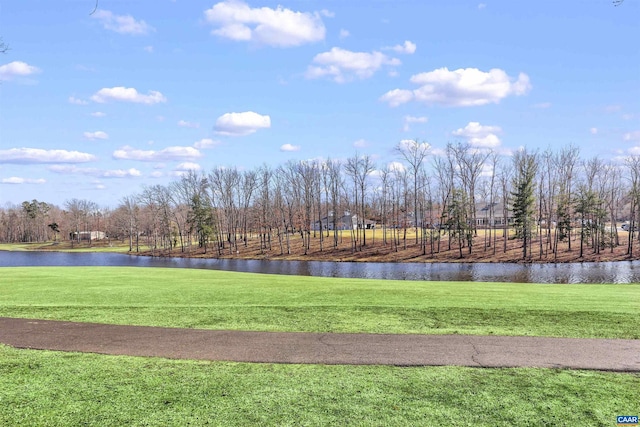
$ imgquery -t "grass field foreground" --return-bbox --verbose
[0,345,638,427]
[1,267,638,339]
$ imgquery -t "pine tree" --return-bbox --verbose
[511,150,538,260]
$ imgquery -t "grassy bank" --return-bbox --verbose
[0,242,131,253]
[1,267,638,338]
[0,345,637,427]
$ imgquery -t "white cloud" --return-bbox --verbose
[628,146,640,156]
[204,0,326,47]
[0,148,96,164]
[1,177,46,184]
[91,87,167,104]
[150,171,164,178]
[280,143,300,152]
[339,29,350,39]
[622,113,636,120]
[91,111,106,117]
[353,139,368,148]
[398,139,431,152]
[194,138,220,149]
[83,131,109,140]
[380,67,531,107]
[590,127,598,135]
[306,47,401,83]
[101,168,142,178]
[478,3,487,9]
[379,89,413,107]
[388,161,406,173]
[178,120,200,128]
[0,61,41,80]
[385,40,416,55]
[92,10,154,35]
[623,131,640,142]
[214,111,271,136]
[69,96,88,105]
[402,115,428,132]
[175,162,202,171]
[452,122,502,148]
[112,145,202,162]
[49,165,142,178]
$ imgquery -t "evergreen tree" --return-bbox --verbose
[511,150,538,260]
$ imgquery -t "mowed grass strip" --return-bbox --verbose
[1,267,639,338]
[0,242,132,253]
[0,345,638,427]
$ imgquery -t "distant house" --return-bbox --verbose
[474,203,515,227]
[312,214,358,231]
[69,231,106,241]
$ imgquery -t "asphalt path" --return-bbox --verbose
[1,317,639,372]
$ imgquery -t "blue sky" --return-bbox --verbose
[1,0,638,207]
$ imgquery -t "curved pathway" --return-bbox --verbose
[1,317,639,372]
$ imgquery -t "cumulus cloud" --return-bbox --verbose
[193,138,220,149]
[398,139,431,152]
[112,145,202,162]
[452,122,502,148]
[280,143,300,152]
[388,161,406,173]
[83,131,109,140]
[402,115,428,132]
[339,29,350,39]
[91,86,167,104]
[1,177,46,184]
[385,40,416,54]
[0,148,96,164]
[623,131,640,142]
[102,168,142,178]
[380,67,531,107]
[0,61,41,80]
[91,111,106,117]
[92,10,154,35]
[204,0,326,47]
[49,165,142,178]
[178,120,200,128]
[174,162,201,171]
[214,111,271,136]
[306,47,401,83]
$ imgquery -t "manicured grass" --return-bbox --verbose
[0,345,637,427]
[0,242,131,253]
[1,267,638,338]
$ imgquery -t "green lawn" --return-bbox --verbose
[1,266,639,425]
[0,345,637,427]
[1,267,638,338]
[0,242,131,253]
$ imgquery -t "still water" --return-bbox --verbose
[1,251,639,283]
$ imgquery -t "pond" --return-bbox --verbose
[1,251,639,284]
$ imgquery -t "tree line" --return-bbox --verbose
[2,142,640,260]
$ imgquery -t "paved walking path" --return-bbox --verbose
[1,317,638,372]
